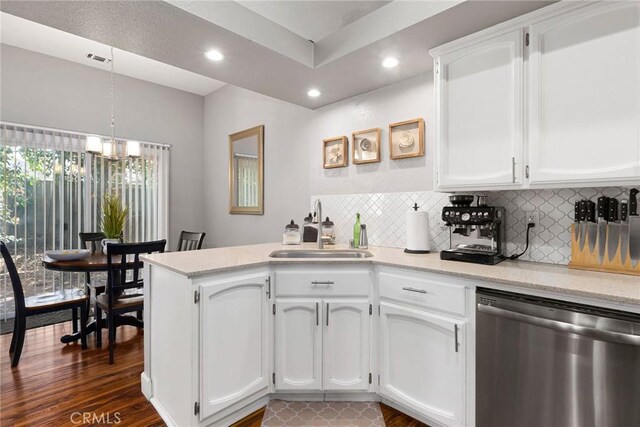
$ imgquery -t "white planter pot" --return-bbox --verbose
[101,238,120,255]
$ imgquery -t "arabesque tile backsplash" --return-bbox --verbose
[311,187,631,265]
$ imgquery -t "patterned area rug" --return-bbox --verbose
[261,400,385,427]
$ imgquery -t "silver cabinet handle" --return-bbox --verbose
[316,302,319,326]
[478,304,640,347]
[512,156,516,183]
[326,302,329,326]
[311,280,334,286]
[454,324,459,352]
[402,287,427,294]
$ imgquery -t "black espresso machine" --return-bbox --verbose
[440,195,506,265]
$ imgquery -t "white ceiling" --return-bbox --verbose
[236,1,391,42]
[0,12,226,96]
[0,1,555,108]
[166,0,466,68]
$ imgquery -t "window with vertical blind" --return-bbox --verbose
[234,154,259,207]
[0,122,169,319]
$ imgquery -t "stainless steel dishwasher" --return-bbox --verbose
[476,288,640,427]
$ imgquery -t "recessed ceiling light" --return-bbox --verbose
[307,89,321,98]
[205,50,224,61]
[382,57,399,68]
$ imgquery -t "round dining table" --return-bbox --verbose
[42,252,125,272]
[42,252,144,344]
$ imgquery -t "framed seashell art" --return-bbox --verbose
[352,128,381,164]
[322,135,348,168]
[389,118,424,160]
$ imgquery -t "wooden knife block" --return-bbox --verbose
[569,223,640,276]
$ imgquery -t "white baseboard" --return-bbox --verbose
[274,393,325,401]
[274,392,378,402]
[208,396,270,427]
[148,388,428,426]
[381,397,445,427]
[323,392,379,402]
[150,397,179,427]
[141,372,152,399]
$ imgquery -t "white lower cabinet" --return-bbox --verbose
[379,301,465,427]
[275,300,323,390]
[144,264,471,427]
[275,298,371,391]
[323,301,370,391]
[199,273,271,420]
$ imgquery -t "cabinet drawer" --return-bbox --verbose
[275,270,370,297]
[379,271,465,316]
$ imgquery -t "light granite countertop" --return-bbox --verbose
[141,242,640,306]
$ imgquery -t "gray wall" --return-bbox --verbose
[310,73,434,195]
[202,74,434,247]
[203,85,313,247]
[2,44,435,249]
[0,45,205,248]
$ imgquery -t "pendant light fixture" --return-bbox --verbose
[126,140,141,157]
[86,135,102,154]
[105,45,118,160]
[85,46,141,159]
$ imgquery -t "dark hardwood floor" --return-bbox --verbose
[1,321,426,426]
[1,321,161,427]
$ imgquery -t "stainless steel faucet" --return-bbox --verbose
[314,199,323,249]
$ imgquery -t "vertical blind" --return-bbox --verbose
[235,154,258,207]
[0,122,169,319]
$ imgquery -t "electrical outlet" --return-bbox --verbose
[524,211,539,227]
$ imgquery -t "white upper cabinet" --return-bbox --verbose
[431,0,640,191]
[527,1,640,187]
[199,274,270,420]
[323,301,370,391]
[435,29,524,190]
[275,300,322,390]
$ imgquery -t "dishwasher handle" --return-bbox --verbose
[478,303,640,347]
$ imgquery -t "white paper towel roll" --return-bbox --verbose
[406,210,432,252]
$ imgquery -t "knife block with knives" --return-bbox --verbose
[569,189,640,276]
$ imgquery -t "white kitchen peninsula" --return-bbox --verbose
[140,243,640,427]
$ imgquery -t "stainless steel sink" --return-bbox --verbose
[269,249,373,259]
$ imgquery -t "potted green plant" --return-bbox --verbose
[100,193,128,254]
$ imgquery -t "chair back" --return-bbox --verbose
[0,241,26,313]
[177,231,206,251]
[105,240,166,299]
[79,232,107,252]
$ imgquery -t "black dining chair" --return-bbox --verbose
[78,232,107,328]
[176,231,206,251]
[1,241,88,367]
[79,232,107,254]
[95,240,166,364]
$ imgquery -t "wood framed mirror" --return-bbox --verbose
[229,125,264,215]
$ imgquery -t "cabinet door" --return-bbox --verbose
[528,1,640,186]
[436,29,524,190]
[199,274,270,420]
[379,301,464,427]
[275,299,322,390]
[323,301,370,391]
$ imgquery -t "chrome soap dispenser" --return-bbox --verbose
[358,224,368,249]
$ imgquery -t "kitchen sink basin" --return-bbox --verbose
[269,249,373,259]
